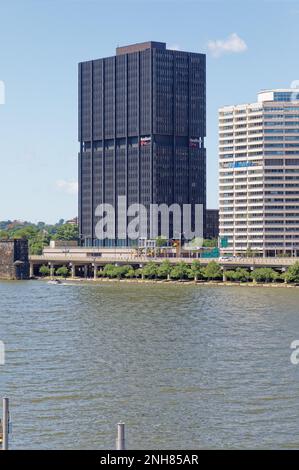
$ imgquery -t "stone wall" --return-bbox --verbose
[0,239,29,280]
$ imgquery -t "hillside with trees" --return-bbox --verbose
[0,219,78,254]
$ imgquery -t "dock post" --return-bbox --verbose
[116,422,125,450]
[2,398,9,450]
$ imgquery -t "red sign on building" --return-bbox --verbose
[140,136,151,146]
[189,138,200,148]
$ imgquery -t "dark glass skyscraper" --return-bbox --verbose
[78,41,206,246]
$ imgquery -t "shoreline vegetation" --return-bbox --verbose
[36,260,299,288]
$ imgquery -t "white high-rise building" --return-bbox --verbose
[219,89,299,257]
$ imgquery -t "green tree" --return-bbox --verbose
[203,261,222,280]
[0,221,12,230]
[39,265,50,277]
[0,230,9,239]
[56,266,69,279]
[225,270,236,281]
[114,266,123,279]
[142,262,158,279]
[125,267,135,278]
[0,220,80,255]
[29,240,44,255]
[251,268,279,283]
[285,262,299,283]
[202,238,218,248]
[53,224,78,241]
[235,267,251,282]
[157,260,172,279]
[103,264,117,278]
[155,236,168,247]
[170,262,189,280]
[226,267,251,282]
[134,268,143,279]
[29,232,50,255]
[188,260,204,281]
[12,225,39,240]
[114,265,133,279]
[7,225,50,255]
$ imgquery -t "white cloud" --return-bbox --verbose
[207,33,247,58]
[55,180,78,195]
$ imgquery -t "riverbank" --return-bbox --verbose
[35,276,299,288]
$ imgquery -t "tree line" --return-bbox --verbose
[0,220,78,255]
[38,260,299,284]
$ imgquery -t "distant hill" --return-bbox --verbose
[0,218,78,254]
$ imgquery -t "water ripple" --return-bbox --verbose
[1,281,299,449]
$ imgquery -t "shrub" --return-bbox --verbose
[39,265,50,277]
[55,266,69,278]
[285,262,299,283]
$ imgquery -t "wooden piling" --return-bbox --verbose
[2,398,9,450]
[116,422,125,450]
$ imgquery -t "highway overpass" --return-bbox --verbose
[29,246,299,279]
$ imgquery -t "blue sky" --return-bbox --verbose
[0,0,299,223]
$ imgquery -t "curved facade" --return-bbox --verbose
[219,89,299,256]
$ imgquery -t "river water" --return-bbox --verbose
[0,280,299,449]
